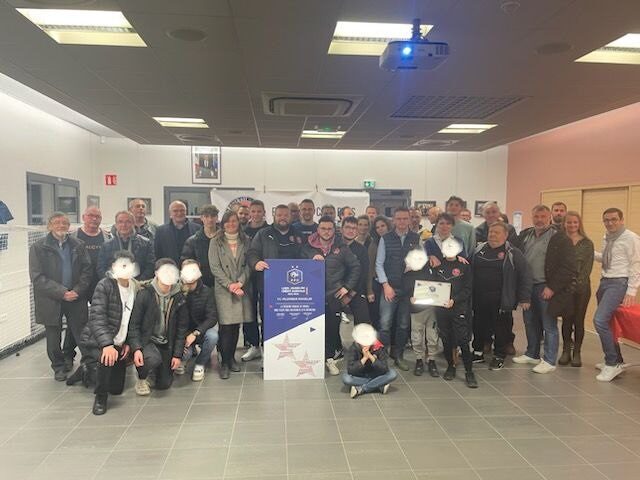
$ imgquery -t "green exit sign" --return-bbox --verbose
[363,179,376,189]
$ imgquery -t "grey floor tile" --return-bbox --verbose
[491,381,545,397]
[580,413,640,435]
[377,398,430,418]
[550,395,616,414]
[160,447,228,478]
[287,442,349,474]
[289,474,351,480]
[183,402,238,424]
[353,470,416,480]
[225,444,287,477]
[414,469,476,479]
[476,466,545,480]
[98,449,170,479]
[240,384,285,402]
[115,423,181,450]
[56,425,126,452]
[0,452,48,478]
[509,396,570,415]
[465,396,525,416]
[509,437,588,466]
[590,394,640,414]
[455,438,528,469]
[284,381,330,400]
[400,439,470,470]
[533,414,603,436]
[385,417,448,442]
[610,434,640,456]
[132,404,191,425]
[593,462,640,480]
[286,399,335,420]
[332,399,383,419]
[0,408,40,429]
[30,451,110,479]
[288,418,341,444]
[344,441,411,471]
[438,416,500,440]
[24,406,88,429]
[236,401,285,422]
[536,464,608,480]
[485,416,553,439]
[424,397,478,417]
[560,436,640,463]
[3,426,71,452]
[78,405,143,427]
[173,422,234,449]
[231,420,286,445]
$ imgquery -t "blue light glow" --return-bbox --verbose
[402,46,412,56]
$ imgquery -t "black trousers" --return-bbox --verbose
[325,297,343,359]
[347,294,371,325]
[472,294,514,358]
[95,347,128,397]
[219,324,241,367]
[561,284,591,350]
[436,308,473,371]
[44,300,89,372]
[136,343,173,390]
[244,282,263,347]
[62,328,77,362]
[368,281,382,330]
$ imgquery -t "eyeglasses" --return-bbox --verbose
[603,218,620,224]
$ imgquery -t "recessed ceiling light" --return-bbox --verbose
[438,123,497,134]
[300,129,346,139]
[16,8,147,47]
[328,21,433,56]
[575,33,640,65]
[154,117,209,128]
[166,28,207,42]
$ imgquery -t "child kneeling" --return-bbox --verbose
[342,323,397,398]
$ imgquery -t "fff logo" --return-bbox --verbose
[287,268,303,285]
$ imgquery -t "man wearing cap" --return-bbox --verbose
[343,323,397,398]
[181,204,219,288]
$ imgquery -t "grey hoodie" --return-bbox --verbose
[150,278,182,344]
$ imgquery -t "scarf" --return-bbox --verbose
[225,232,239,257]
[602,227,626,271]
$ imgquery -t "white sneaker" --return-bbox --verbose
[595,362,604,370]
[192,364,205,382]
[135,378,151,396]
[241,346,262,362]
[380,384,390,395]
[596,364,624,382]
[326,358,340,376]
[512,354,540,365]
[174,364,186,375]
[350,386,361,398]
[532,360,556,374]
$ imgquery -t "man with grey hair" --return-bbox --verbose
[475,202,517,245]
[29,212,93,381]
[154,200,201,264]
[111,198,157,240]
[427,206,442,235]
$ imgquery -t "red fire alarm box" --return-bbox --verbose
[105,174,117,186]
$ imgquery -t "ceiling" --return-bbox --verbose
[1,0,640,151]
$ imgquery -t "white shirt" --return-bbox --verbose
[113,282,135,346]
[595,229,640,296]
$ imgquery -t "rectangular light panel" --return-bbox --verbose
[438,124,497,134]
[300,130,346,139]
[16,8,147,47]
[154,117,209,128]
[576,33,640,65]
[328,21,433,56]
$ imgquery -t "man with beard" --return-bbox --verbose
[246,204,303,362]
[292,198,318,242]
[236,204,250,228]
[551,202,568,230]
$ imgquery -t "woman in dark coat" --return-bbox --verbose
[209,211,254,379]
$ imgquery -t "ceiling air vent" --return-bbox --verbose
[391,95,525,119]
[411,139,460,147]
[262,93,363,117]
[176,134,221,144]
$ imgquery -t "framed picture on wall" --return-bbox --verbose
[414,200,437,217]
[474,200,494,217]
[191,146,221,184]
[127,197,152,215]
[87,195,100,208]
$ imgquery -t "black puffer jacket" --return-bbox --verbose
[181,230,215,287]
[127,284,189,358]
[98,234,155,280]
[184,281,218,333]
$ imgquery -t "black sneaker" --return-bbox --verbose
[465,371,479,388]
[63,357,74,373]
[92,394,108,416]
[427,360,440,378]
[472,352,485,364]
[54,369,67,382]
[414,359,424,376]
[219,365,230,379]
[230,360,241,373]
[443,365,456,381]
[66,366,85,386]
[489,357,504,370]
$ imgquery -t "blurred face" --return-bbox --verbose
[274,207,291,231]
[483,205,501,224]
[341,221,358,241]
[375,220,389,237]
[130,200,147,219]
[82,207,102,230]
[436,219,453,237]
[488,225,508,248]
[446,200,463,217]
[552,204,567,224]
[603,211,623,234]
[223,214,240,234]
[357,218,370,237]
[317,221,335,241]
[427,207,440,224]
[409,209,421,228]
[115,213,134,238]
[341,207,354,219]
[460,210,472,222]
[201,213,218,230]
[170,202,187,224]
[321,206,336,219]
[300,202,315,222]
[237,206,249,225]
[249,204,265,223]
[532,209,551,230]
[48,215,70,239]
[393,211,410,233]
[366,207,377,221]
[288,203,300,221]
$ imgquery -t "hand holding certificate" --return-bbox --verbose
[412,280,451,308]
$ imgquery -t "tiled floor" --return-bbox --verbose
[1,319,640,480]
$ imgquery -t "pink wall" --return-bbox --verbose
[507,102,640,217]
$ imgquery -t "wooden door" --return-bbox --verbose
[541,189,583,213]
[581,188,629,329]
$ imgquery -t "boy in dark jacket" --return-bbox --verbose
[429,238,477,388]
[81,250,139,415]
[343,323,397,398]
[128,258,190,395]
[178,260,219,382]
[301,216,361,376]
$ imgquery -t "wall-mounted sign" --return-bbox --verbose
[105,174,117,186]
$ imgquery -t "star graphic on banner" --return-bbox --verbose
[294,352,320,377]
[273,334,301,360]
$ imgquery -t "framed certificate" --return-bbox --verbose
[413,280,451,307]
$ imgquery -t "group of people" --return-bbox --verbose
[27,194,640,415]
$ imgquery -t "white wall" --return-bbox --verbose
[92,137,508,226]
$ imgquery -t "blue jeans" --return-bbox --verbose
[522,283,559,365]
[594,277,627,366]
[182,328,219,366]
[379,295,410,355]
[342,369,398,393]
